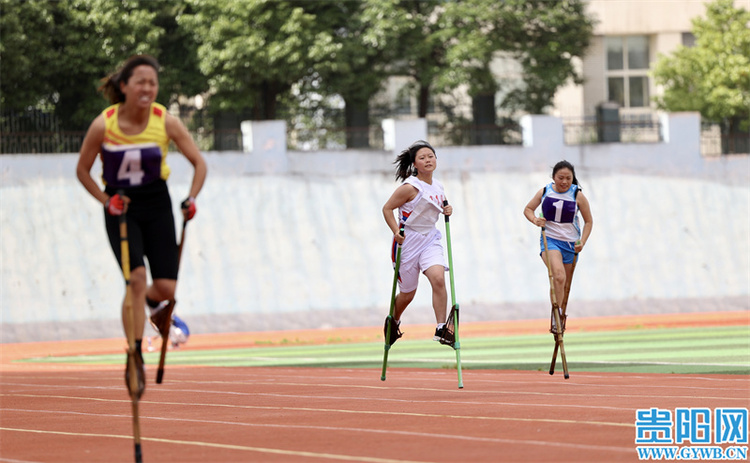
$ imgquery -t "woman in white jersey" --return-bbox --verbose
[524,161,593,328]
[382,140,453,346]
[76,55,207,396]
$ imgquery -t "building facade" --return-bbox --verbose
[555,0,729,120]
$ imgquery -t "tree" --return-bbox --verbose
[2,0,597,148]
[0,0,58,112]
[296,0,411,148]
[438,0,594,124]
[179,0,339,120]
[652,0,750,151]
[503,0,594,115]
[1,0,166,130]
[387,0,445,119]
[148,0,207,109]
[436,0,512,144]
[55,0,163,129]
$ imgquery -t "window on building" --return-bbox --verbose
[394,91,412,115]
[605,36,651,108]
[682,32,696,48]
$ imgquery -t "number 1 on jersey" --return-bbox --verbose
[551,199,564,222]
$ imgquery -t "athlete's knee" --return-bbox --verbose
[425,266,446,287]
[129,267,148,293]
[552,268,566,287]
[150,279,176,301]
[397,290,416,305]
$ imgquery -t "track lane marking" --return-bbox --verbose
[1,393,631,428]
[3,409,635,453]
[0,427,424,463]
[156,380,750,402]
[4,377,747,402]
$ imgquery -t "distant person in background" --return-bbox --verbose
[382,140,454,346]
[523,160,593,331]
[76,54,207,396]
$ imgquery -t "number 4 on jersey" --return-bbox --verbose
[117,150,145,186]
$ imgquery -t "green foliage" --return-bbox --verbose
[1,0,165,129]
[383,0,445,117]
[507,0,594,114]
[652,0,750,130]
[56,0,162,128]
[179,0,340,118]
[311,0,407,105]
[2,0,596,141]
[148,0,207,106]
[1,0,206,129]
[293,1,413,145]
[0,0,58,110]
[436,0,594,115]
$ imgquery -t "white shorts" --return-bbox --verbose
[397,239,447,293]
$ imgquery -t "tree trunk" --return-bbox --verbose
[723,116,750,155]
[472,93,497,145]
[344,99,370,148]
[262,81,278,120]
[418,84,430,118]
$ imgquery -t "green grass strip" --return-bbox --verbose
[17,326,750,375]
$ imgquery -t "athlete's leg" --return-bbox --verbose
[126,266,148,339]
[141,183,178,309]
[424,264,448,324]
[107,212,149,341]
[394,250,420,322]
[563,262,575,302]
[541,249,566,307]
[146,279,177,305]
[394,289,416,321]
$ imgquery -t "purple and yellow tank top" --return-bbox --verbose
[100,102,171,187]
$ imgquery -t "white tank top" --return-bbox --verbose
[397,176,447,264]
[399,176,446,235]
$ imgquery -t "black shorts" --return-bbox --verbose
[104,180,178,280]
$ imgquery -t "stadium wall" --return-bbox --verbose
[1,113,748,342]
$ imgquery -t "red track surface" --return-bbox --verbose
[2,312,749,463]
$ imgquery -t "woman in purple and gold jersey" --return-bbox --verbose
[76,55,207,390]
[524,161,593,319]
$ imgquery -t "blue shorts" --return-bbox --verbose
[540,235,577,264]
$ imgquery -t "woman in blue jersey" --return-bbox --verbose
[382,140,453,346]
[76,55,207,394]
[524,161,593,328]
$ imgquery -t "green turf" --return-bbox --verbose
[17,325,750,375]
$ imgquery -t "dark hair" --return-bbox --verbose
[393,140,436,181]
[552,160,580,188]
[98,54,160,104]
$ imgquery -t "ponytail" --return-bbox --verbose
[97,54,160,105]
[98,74,124,104]
[393,140,436,182]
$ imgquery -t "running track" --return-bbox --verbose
[1,312,749,463]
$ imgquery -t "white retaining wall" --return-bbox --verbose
[1,113,748,342]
